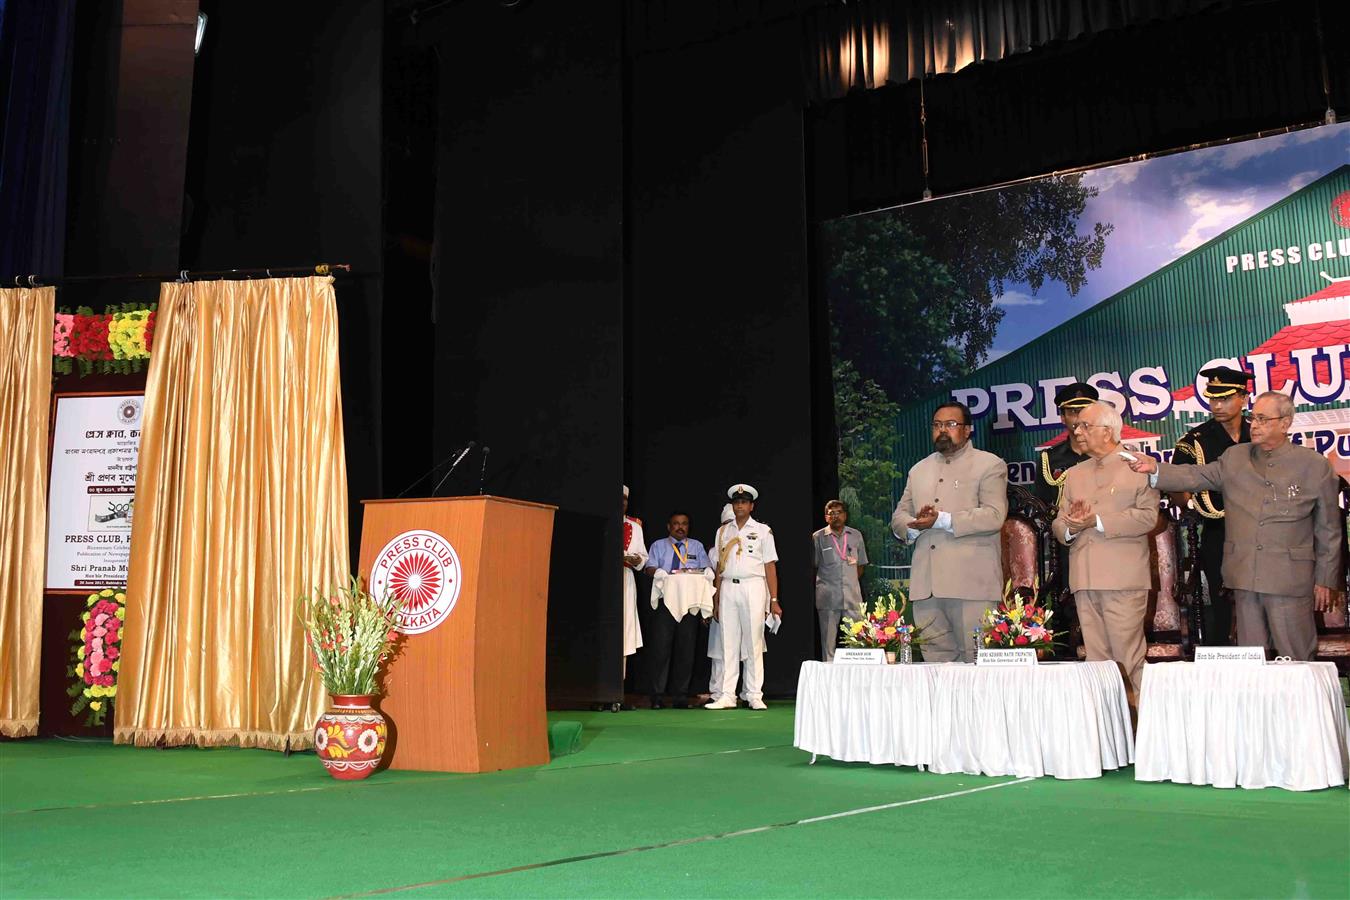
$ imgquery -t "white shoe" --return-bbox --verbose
[748,699,767,710]
[704,698,737,709]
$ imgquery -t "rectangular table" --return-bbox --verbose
[794,660,1134,779]
[1134,661,1349,791]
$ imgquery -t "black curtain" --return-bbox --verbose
[809,0,1349,217]
[422,0,627,707]
[802,0,1232,101]
[180,0,384,562]
[627,16,818,695]
[0,0,75,278]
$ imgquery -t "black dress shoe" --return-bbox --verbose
[650,697,665,709]
[671,697,689,709]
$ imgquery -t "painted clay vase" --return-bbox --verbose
[314,694,387,780]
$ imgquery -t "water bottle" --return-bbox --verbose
[971,628,982,663]
[899,640,913,664]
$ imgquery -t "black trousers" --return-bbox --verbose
[1199,522,1233,646]
[647,606,700,699]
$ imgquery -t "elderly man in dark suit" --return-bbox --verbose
[1128,391,1342,660]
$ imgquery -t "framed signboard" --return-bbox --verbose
[46,392,144,592]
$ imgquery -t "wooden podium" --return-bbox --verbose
[358,496,556,773]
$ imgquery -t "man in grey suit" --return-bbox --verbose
[1128,391,1342,660]
[1053,401,1160,701]
[812,499,868,662]
[893,402,1008,662]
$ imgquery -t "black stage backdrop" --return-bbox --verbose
[626,16,819,696]
[180,0,384,564]
[422,1,626,706]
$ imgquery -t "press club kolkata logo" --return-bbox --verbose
[1333,190,1350,229]
[369,529,463,634]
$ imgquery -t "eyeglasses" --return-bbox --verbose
[930,420,968,431]
[1068,422,1110,432]
[1243,412,1291,425]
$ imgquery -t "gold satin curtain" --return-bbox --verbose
[0,288,53,737]
[115,277,349,749]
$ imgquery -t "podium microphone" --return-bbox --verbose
[430,441,478,497]
[478,446,490,495]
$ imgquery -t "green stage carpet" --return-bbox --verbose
[2,705,1347,898]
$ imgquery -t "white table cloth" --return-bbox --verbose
[1135,661,1349,791]
[794,660,1134,779]
[649,570,714,620]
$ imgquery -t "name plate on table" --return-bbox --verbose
[1194,646,1266,665]
[976,648,1037,667]
[833,648,886,665]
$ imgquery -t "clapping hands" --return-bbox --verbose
[1062,498,1095,535]
[907,504,939,531]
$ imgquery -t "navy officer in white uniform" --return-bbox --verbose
[708,484,781,710]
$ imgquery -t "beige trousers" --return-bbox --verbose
[916,597,985,663]
[1075,589,1148,703]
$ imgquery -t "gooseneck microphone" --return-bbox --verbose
[429,441,478,497]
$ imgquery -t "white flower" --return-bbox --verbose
[357,728,379,754]
[314,727,329,751]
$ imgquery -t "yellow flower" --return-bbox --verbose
[106,686,117,697]
[850,622,865,635]
[89,701,102,711]
[115,608,125,619]
[100,589,114,597]
[75,663,84,677]
[112,661,120,672]
[80,629,88,641]
[89,684,103,697]
[114,592,127,602]
[77,646,85,660]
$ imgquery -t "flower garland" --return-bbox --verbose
[67,589,126,727]
[53,303,157,375]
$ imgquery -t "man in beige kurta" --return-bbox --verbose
[1129,391,1342,660]
[1053,401,1160,702]
[892,402,1007,662]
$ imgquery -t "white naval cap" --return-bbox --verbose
[727,483,759,501]
[719,503,733,523]
[622,484,629,498]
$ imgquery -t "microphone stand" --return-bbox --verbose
[394,442,476,498]
[430,442,478,496]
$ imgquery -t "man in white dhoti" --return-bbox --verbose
[622,486,646,676]
[705,503,733,701]
[707,484,781,710]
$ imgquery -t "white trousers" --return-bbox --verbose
[716,576,767,703]
[707,618,724,695]
[622,568,642,656]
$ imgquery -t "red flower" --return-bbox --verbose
[1013,635,1029,646]
[107,647,120,660]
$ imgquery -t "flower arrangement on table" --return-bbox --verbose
[298,577,405,697]
[980,579,1057,651]
[67,589,126,727]
[839,590,934,655]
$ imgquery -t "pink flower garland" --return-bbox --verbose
[68,589,126,726]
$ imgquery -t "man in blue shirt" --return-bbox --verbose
[643,511,711,708]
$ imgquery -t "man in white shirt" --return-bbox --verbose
[707,484,782,710]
